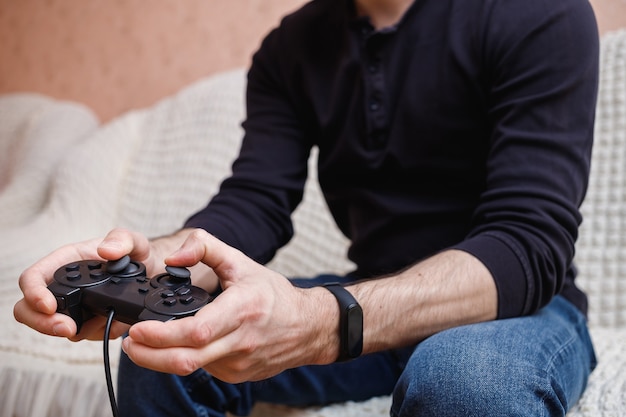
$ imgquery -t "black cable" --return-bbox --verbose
[104,309,120,417]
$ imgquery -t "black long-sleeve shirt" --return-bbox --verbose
[185,0,599,319]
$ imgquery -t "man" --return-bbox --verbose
[14,0,599,415]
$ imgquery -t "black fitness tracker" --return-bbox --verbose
[322,283,363,361]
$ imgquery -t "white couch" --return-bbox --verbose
[1,29,625,417]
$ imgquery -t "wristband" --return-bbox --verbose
[322,283,363,361]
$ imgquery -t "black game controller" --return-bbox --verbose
[48,255,213,333]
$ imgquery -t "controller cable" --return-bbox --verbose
[104,308,120,417]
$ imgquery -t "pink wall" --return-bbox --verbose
[594,0,626,35]
[0,0,305,121]
[0,0,623,122]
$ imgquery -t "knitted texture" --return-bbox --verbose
[0,69,352,417]
[1,29,625,417]
[576,28,626,329]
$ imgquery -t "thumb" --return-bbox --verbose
[164,230,251,285]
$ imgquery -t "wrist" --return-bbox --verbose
[321,283,363,362]
[304,286,343,365]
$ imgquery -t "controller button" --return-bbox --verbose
[163,298,177,307]
[161,290,175,299]
[110,277,122,284]
[65,264,80,272]
[55,296,67,310]
[138,286,150,293]
[66,271,81,281]
[180,296,194,305]
[136,277,147,283]
[176,288,191,297]
[90,271,105,280]
[87,261,103,270]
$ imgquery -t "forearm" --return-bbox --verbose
[118,232,495,380]
[326,249,498,357]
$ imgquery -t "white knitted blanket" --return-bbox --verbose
[1,29,625,417]
[0,69,352,417]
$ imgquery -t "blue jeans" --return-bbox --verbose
[117,280,596,417]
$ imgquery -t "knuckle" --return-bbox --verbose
[226,359,254,380]
[170,353,199,376]
[237,335,259,356]
[189,228,210,242]
[189,322,214,346]
[12,300,25,323]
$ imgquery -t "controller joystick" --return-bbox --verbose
[105,255,132,274]
[105,255,143,276]
[154,266,192,287]
[48,258,213,333]
[165,266,191,280]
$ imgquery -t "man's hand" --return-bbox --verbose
[121,229,339,383]
[13,228,199,341]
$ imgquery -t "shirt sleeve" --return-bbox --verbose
[184,27,314,264]
[452,0,599,318]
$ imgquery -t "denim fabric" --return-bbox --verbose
[117,286,595,417]
[390,296,596,417]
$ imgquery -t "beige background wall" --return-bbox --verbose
[0,0,306,121]
[0,0,623,122]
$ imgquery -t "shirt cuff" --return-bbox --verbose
[452,233,530,319]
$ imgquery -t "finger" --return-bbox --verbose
[108,320,132,339]
[68,318,130,342]
[122,337,202,376]
[127,300,240,349]
[15,240,103,338]
[165,230,251,283]
[17,276,59,316]
[97,228,151,263]
[123,328,240,377]
[18,240,102,315]
[13,298,77,337]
